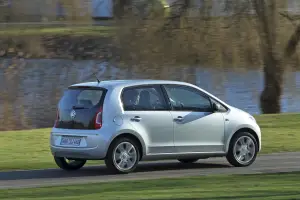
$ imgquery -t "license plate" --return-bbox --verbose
[60,137,82,146]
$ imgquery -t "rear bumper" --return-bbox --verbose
[51,146,104,160]
[50,129,111,160]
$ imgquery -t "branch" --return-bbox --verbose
[279,11,300,21]
[284,24,300,58]
[163,0,190,26]
[280,12,300,59]
[222,3,253,29]
[279,11,300,27]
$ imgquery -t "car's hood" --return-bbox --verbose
[228,106,253,117]
[228,106,257,122]
[230,106,249,115]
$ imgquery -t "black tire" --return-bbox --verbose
[105,137,140,174]
[54,157,86,171]
[226,131,258,167]
[177,158,199,163]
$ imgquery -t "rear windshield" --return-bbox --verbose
[59,87,106,110]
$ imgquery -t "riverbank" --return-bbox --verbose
[0,113,299,171]
[0,26,116,60]
[1,19,300,68]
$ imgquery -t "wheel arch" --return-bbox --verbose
[107,131,146,160]
[225,127,260,153]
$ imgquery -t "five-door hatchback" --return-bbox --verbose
[50,80,261,174]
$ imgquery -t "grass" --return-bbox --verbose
[0,128,100,171]
[254,113,300,153]
[0,113,300,171]
[0,26,115,36]
[1,172,300,199]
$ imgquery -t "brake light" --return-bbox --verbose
[54,109,59,127]
[94,107,103,129]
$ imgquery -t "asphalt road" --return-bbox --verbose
[1,152,300,190]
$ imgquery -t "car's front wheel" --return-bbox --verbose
[105,137,140,174]
[54,157,86,171]
[226,131,258,167]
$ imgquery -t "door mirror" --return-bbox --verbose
[212,102,222,112]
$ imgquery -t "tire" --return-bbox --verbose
[226,131,258,167]
[177,158,199,163]
[54,157,86,171]
[105,137,140,174]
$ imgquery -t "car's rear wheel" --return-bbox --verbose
[54,157,86,171]
[105,137,140,174]
[226,131,258,167]
[177,158,199,163]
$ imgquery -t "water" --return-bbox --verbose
[0,58,300,130]
[195,68,300,114]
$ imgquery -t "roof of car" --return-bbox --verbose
[69,79,230,108]
[70,79,195,89]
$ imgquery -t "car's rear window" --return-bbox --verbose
[59,87,106,110]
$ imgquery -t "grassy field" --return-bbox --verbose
[0,26,115,36]
[0,113,300,171]
[1,172,300,199]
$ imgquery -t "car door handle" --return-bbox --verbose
[131,116,141,122]
[174,116,183,122]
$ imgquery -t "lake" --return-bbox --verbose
[0,58,299,130]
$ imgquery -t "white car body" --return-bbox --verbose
[50,80,261,173]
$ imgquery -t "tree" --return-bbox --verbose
[115,0,300,113]
[113,0,132,19]
[165,0,294,113]
[239,0,300,113]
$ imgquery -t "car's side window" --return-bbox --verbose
[164,85,212,112]
[122,85,168,111]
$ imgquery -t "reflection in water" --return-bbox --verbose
[198,68,300,114]
[0,58,300,130]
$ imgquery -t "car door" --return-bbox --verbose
[162,84,226,153]
[121,84,175,154]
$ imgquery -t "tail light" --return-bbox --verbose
[94,107,103,129]
[54,109,59,127]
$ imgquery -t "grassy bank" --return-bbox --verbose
[2,172,300,199]
[0,113,300,171]
[0,26,115,36]
[0,26,116,60]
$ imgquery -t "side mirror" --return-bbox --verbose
[212,102,221,112]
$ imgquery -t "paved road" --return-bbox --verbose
[1,152,300,190]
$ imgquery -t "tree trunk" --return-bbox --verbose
[113,0,124,19]
[260,22,300,113]
[260,51,282,113]
[252,0,282,114]
[113,0,131,19]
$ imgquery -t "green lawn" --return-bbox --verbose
[254,113,300,153]
[0,128,100,171]
[0,26,115,36]
[0,113,300,171]
[1,172,300,199]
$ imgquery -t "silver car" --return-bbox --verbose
[50,80,261,174]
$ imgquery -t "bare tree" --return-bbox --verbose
[245,0,300,113]
[115,0,300,113]
[113,0,132,19]
[188,0,300,113]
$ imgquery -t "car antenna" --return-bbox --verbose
[94,73,100,84]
